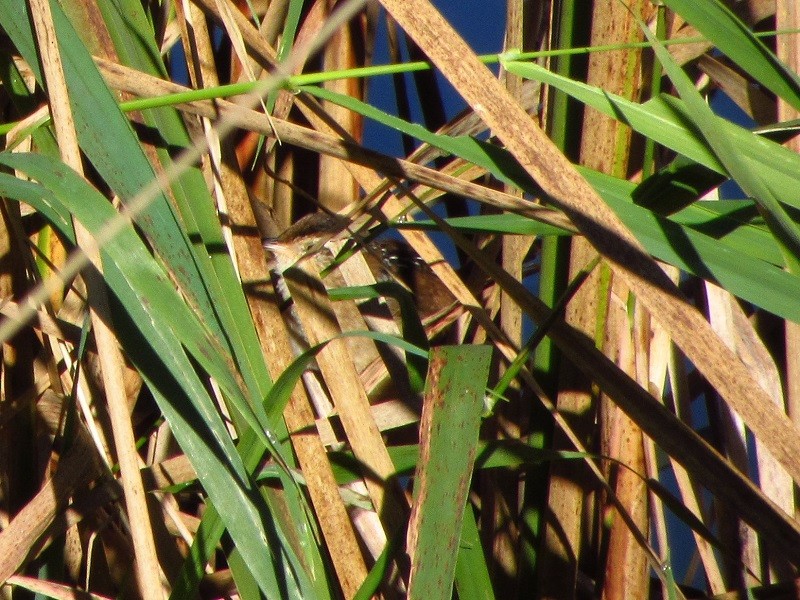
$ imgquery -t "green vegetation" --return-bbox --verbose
[1,1,799,598]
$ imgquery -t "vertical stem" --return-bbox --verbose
[478,1,530,594]
[535,1,594,596]
[777,3,800,430]
[27,0,164,595]
[775,0,800,581]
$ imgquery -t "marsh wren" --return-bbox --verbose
[263,212,351,274]
[263,212,456,318]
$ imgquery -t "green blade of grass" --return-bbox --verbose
[264,331,429,425]
[302,64,800,305]
[0,155,312,598]
[404,173,800,323]
[502,59,800,214]
[108,275,303,600]
[661,0,800,110]
[399,213,569,237]
[1,2,322,590]
[454,506,495,600]
[5,0,283,431]
[298,84,536,192]
[670,200,784,267]
[639,10,800,272]
[93,0,279,420]
[0,51,59,156]
[407,345,492,600]
[0,0,233,345]
[0,154,280,457]
[89,0,324,586]
[583,167,800,323]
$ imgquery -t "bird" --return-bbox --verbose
[262,212,351,274]
[263,212,456,319]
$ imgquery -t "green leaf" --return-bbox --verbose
[454,507,495,600]
[299,84,536,193]
[583,167,800,323]
[502,59,800,215]
[670,200,784,267]
[660,0,800,111]
[1,0,233,342]
[408,345,493,600]
[92,0,280,419]
[640,10,800,272]
[4,0,282,429]
[0,153,309,598]
[400,213,569,236]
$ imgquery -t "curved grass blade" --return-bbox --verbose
[0,175,74,242]
[0,155,313,598]
[83,2,325,588]
[327,281,430,392]
[401,213,569,236]
[108,279,304,600]
[3,0,279,419]
[305,63,800,317]
[299,84,536,192]
[640,12,800,271]
[91,0,279,416]
[670,200,784,267]
[502,59,800,215]
[0,51,59,157]
[0,153,282,452]
[352,524,406,600]
[0,0,233,341]
[264,330,427,425]
[660,0,800,110]
[454,507,495,600]
[1,2,303,530]
[583,167,800,323]
[405,166,800,323]
[498,59,800,318]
